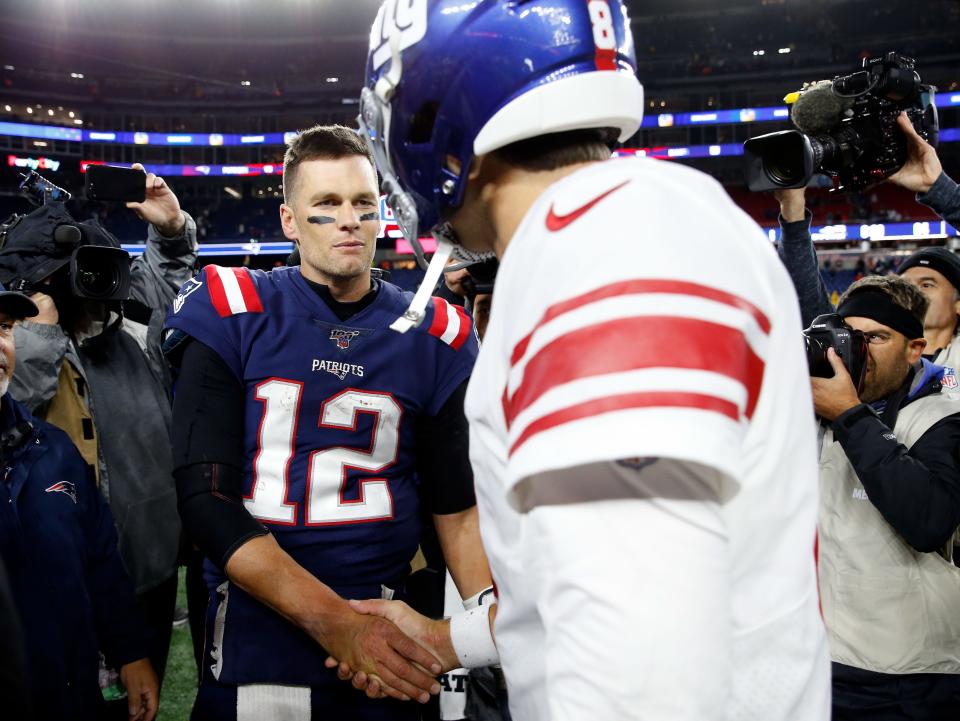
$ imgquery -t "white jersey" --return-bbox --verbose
[465,157,830,721]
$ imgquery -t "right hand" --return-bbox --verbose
[888,111,942,194]
[325,600,459,699]
[28,292,58,325]
[308,606,442,703]
[773,187,807,223]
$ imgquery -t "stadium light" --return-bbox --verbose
[778,47,791,54]
[240,80,251,86]
[325,77,339,83]
[3,105,10,112]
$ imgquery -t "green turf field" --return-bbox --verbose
[158,567,198,721]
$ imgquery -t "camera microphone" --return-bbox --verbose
[790,80,854,136]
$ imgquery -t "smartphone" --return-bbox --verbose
[85,165,146,203]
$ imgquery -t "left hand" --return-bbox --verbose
[125,163,185,237]
[120,657,159,721]
[810,347,862,421]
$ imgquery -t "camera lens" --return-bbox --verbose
[765,157,807,185]
[76,266,118,298]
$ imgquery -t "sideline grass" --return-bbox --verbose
[158,567,198,721]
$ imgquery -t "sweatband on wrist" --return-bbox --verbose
[463,586,497,610]
[837,289,924,340]
[449,606,499,668]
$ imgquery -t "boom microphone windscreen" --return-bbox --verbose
[790,80,854,136]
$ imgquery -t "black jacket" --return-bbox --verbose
[831,360,960,553]
[0,393,147,720]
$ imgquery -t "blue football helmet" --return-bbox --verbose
[360,0,644,329]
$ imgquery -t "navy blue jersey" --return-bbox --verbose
[165,264,477,685]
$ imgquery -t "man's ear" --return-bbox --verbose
[280,203,299,242]
[908,337,927,362]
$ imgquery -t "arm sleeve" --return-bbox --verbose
[171,338,268,569]
[917,172,960,229]
[833,405,960,552]
[171,338,245,467]
[9,322,71,414]
[522,461,730,720]
[415,379,476,515]
[129,211,199,311]
[775,210,835,327]
[76,444,149,668]
[424,297,479,416]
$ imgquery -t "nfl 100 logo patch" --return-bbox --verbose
[330,329,360,350]
[942,367,958,389]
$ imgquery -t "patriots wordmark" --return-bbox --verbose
[311,359,364,380]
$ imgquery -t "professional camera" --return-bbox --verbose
[744,52,938,192]
[0,184,131,304]
[803,313,868,391]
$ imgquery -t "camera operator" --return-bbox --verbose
[0,165,198,686]
[806,275,960,719]
[776,114,960,369]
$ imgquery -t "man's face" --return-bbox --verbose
[0,311,16,396]
[844,316,925,403]
[280,156,380,284]
[900,266,960,333]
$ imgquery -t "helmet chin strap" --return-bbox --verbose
[389,238,454,333]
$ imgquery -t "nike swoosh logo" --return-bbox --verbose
[545,180,631,232]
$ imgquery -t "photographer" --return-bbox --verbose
[777,114,960,370]
[806,275,960,718]
[0,165,198,686]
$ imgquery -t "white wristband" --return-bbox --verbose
[463,585,497,610]
[449,606,499,668]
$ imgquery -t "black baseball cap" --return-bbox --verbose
[0,281,38,320]
[898,247,960,292]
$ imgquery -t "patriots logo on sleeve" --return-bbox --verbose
[173,277,204,314]
[45,481,77,503]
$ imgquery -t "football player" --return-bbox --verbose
[164,125,492,720]
[333,2,832,719]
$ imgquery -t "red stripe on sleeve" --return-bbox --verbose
[428,297,450,339]
[509,391,739,456]
[510,279,771,367]
[450,304,472,351]
[232,267,263,313]
[504,316,764,427]
[205,266,233,318]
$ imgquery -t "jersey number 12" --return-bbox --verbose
[245,380,401,525]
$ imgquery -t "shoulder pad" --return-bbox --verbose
[200,265,264,318]
[426,296,473,351]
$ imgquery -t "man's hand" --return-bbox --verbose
[125,163,185,237]
[810,347,862,421]
[325,599,458,699]
[888,111,942,194]
[307,606,443,703]
[444,267,471,298]
[27,292,58,325]
[773,187,807,223]
[119,658,158,721]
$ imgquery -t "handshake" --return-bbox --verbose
[316,594,497,703]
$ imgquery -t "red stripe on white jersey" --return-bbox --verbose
[510,279,771,367]
[428,296,472,351]
[509,391,739,457]
[503,316,765,429]
[205,265,263,317]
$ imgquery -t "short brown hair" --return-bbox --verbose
[282,125,375,204]
[492,128,616,172]
[839,274,928,327]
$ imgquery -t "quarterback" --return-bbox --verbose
[335,1,832,720]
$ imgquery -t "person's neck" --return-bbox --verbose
[483,160,599,258]
[924,323,956,357]
[300,267,372,303]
